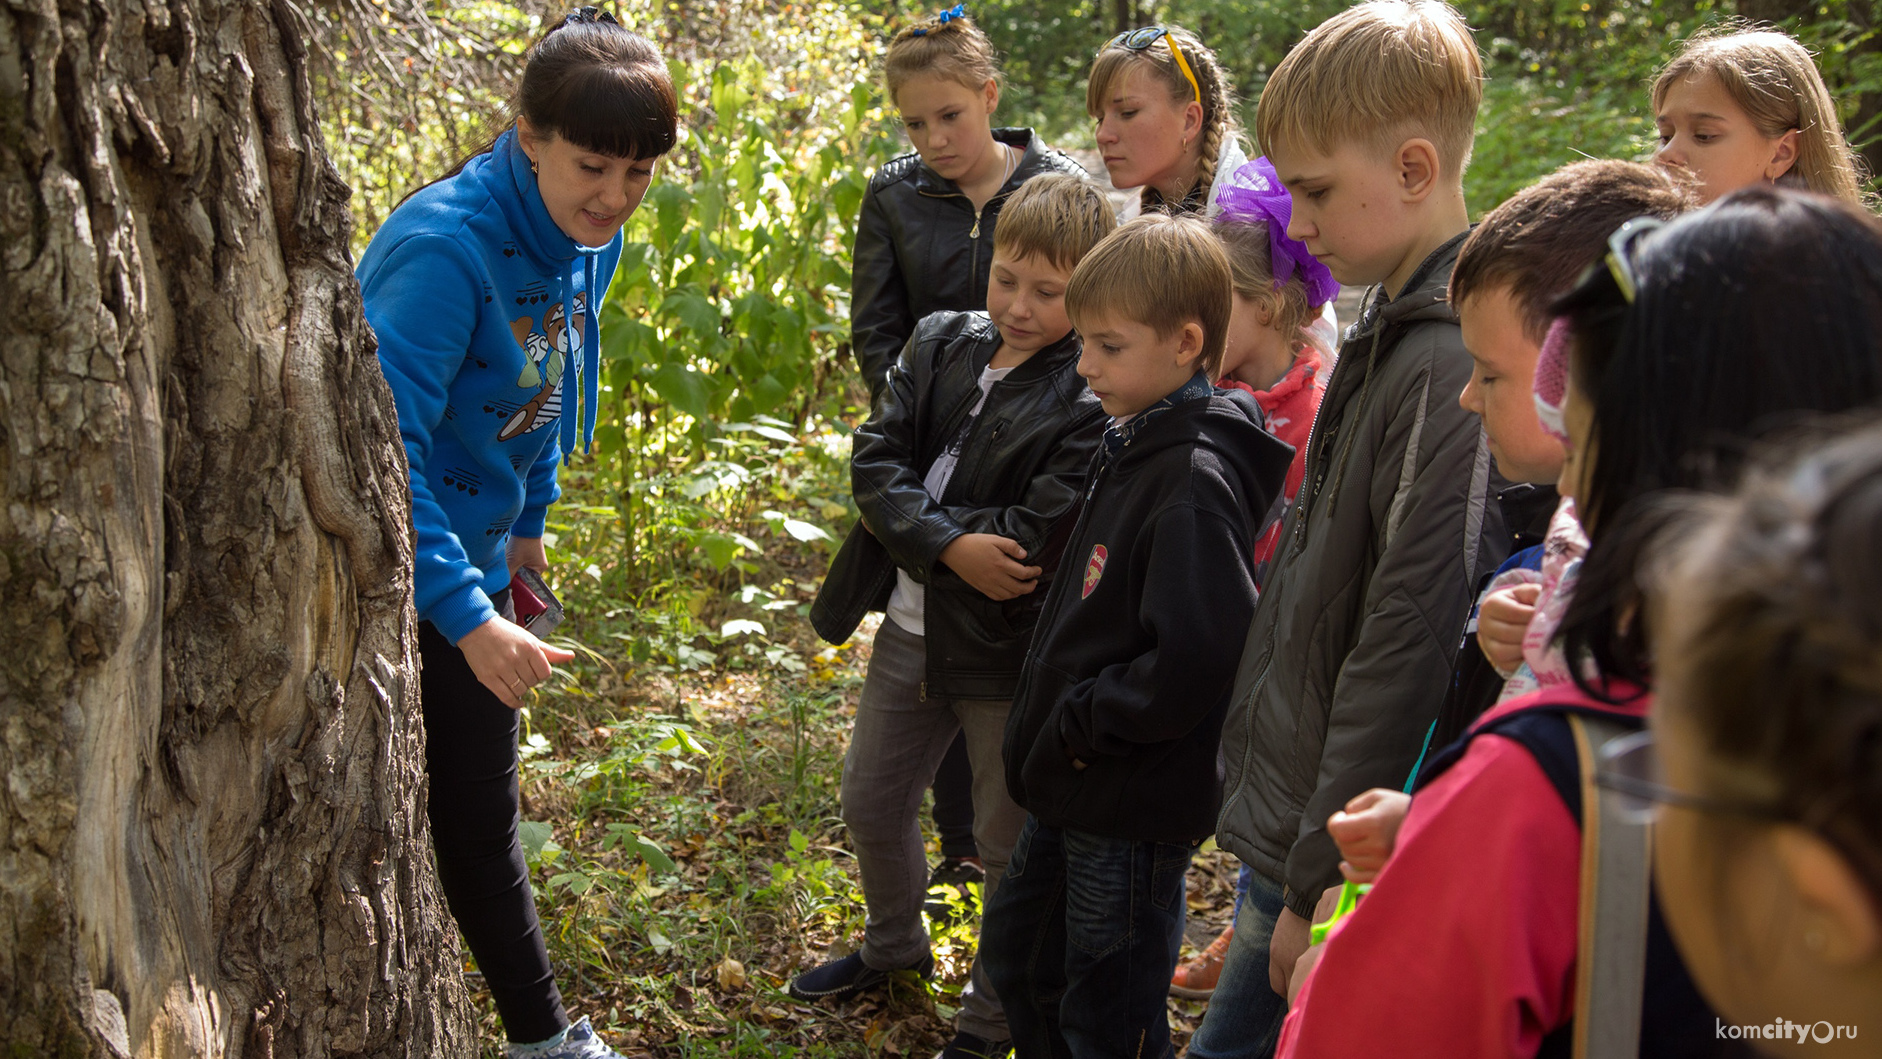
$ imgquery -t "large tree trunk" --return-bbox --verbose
[0,0,475,1054]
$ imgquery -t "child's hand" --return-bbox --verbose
[1289,942,1325,1006]
[1285,884,1347,1003]
[1477,582,1541,677]
[940,533,1042,601]
[1326,788,1411,884]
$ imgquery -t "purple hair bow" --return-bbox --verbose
[1215,156,1340,309]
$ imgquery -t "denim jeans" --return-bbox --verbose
[1185,865,1288,1059]
[841,619,1027,1041]
[980,816,1193,1059]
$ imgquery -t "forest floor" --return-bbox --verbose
[468,533,1245,1057]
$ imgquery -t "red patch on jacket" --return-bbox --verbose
[1081,544,1108,599]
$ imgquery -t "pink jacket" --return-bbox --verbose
[1276,687,1649,1059]
[1219,343,1330,574]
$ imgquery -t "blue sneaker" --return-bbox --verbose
[787,950,935,1004]
[505,1016,624,1059]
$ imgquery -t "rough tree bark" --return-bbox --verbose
[0,0,475,1054]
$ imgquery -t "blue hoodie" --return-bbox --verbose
[359,128,622,643]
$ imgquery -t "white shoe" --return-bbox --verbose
[506,1017,625,1059]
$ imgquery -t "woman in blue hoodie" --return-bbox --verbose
[356,9,677,1057]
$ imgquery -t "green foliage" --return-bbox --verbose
[880,0,1879,213]
[300,0,533,251]
[311,2,1882,1053]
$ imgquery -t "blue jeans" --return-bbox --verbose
[1185,865,1288,1059]
[980,816,1192,1059]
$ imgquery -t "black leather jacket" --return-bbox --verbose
[850,128,1088,400]
[813,311,1106,700]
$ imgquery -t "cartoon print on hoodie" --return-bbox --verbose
[498,292,585,442]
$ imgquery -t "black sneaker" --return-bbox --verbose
[787,951,934,1004]
[924,856,987,924]
[935,1031,1012,1059]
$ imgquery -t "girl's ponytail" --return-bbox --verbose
[884,6,1001,104]
[516,8,678,162]
[411,7,677,197]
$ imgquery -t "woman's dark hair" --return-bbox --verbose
[1654,418,1882,897]
[515,11,678,161]
[1549,185,1882,694]
[414,9,678,197]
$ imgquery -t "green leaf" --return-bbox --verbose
[746,422,796,444]
[661,291,721,339]
[788,828,809,855]
[649,183,692,249]
[745,374,791,417]
[518,820,553,860]
[633,834,678,874]
[549,871,595,896]
[697,532,738,570]
[649,363,710,420]
[781,518,832,543]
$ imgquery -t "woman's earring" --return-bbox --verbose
[530,161,540,175]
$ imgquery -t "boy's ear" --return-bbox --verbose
[1395,137,1442,203]
[1175,321,1206,367]
[1766,127,1800,182]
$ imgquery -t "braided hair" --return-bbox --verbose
[1087,26,1240,214]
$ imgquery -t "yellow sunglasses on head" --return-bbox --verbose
[1108,26,1202,104]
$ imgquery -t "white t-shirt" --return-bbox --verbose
[885,365,1014,635]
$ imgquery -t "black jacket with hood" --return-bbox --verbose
[812,311,1106,700]
[1427,481,1560,751]
[850,128,1087,399]
[1002,381,1293,844]
[1215,232,1511,920]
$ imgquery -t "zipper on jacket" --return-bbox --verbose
[1219,617,1280,832]
[970,205,984,283]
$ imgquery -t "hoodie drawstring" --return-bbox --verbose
[557,252,605,464]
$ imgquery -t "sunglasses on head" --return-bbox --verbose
[1107,27,1201,105]
[1603,216,1666,304]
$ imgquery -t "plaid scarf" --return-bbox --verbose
[1099,372,1216,462]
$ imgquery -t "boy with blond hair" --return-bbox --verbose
[1197,5,1502,1056]
[981,214,1293,1058]
[801,173,1116,1058]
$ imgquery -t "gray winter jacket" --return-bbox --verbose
[1214,232,1507,920]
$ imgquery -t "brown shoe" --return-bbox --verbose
[1169,925,1234,999]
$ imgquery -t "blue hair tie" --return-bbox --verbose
[910,4,966,36]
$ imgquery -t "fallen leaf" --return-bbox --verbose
[716,957,747,991]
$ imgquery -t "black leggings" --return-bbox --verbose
[931,730,980,860]
[420,606,568,1044]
